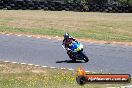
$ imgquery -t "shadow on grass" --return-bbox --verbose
[56,60,86,63]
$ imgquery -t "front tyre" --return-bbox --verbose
[67,50,76,62]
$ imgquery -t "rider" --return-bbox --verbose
[62,33,77,51]
[62,33,77,59]
[62,33,88,62]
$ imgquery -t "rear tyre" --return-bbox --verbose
[81,52,89,62]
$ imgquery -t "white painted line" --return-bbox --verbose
[68,68,74,71]
[42,66,48,68]
[60,68,66,70]
[35,65,40,67]
[17,34,22,37]
[28,64,33,66]
[12,62,17,64]
[4,61,10,63]
[27,35,32,37]
[50,67,56,69]
[6,34,10,36]
[1,61,93,73]
[85,70,90,72]
[21,63,27,65]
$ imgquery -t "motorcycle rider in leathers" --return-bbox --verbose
[62,33,77,60]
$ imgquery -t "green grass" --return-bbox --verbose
[0,72,75,88]
[0,25,132,42]
[0,10,132,42]
[0,61,131,88]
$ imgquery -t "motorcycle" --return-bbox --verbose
[62,41,89,62]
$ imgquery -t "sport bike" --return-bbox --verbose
[62,41,89,62]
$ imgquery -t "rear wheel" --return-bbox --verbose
[80,52,89,62]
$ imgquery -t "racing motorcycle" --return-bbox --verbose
[62,41,89,62]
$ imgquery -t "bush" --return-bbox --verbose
[119,0,132,5]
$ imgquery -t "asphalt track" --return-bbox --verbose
[0,34,132,75]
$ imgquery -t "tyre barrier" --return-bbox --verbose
[0,0,131,13]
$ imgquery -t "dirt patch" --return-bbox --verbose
[79,38,132,46]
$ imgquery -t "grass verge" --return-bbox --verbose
[0,25,132,42]
[0,61,131,88]
[0,10,132,42]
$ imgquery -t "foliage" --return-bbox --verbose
[64,0,132,5]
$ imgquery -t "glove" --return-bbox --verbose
[62,45,65,49]
[66,48,71,51]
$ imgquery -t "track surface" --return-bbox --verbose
[0,34,132,74]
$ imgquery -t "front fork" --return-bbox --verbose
[67,50,76,60]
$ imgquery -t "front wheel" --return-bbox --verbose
[80,52,89,62]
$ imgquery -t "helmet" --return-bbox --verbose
[63,33,69,40]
